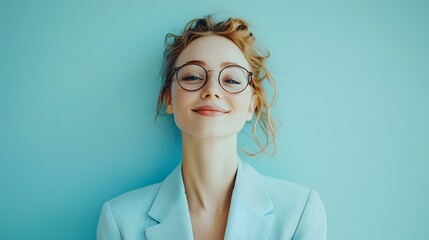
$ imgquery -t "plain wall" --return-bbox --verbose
[1,0,428,239]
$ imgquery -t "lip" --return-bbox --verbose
[192,105,229,116]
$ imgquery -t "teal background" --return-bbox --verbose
[1,0,428,239]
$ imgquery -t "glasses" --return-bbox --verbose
[172,64,253,94]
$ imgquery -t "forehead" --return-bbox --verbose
[175,35,250,69]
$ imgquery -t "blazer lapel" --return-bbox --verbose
[145,164,194,240]
[224,159,274,240]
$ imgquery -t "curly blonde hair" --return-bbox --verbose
[156,15,277,156]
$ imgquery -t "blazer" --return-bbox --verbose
[97,159,327,240]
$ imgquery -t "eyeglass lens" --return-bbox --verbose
[176,64,250,93]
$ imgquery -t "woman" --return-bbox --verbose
[97,15,327,240]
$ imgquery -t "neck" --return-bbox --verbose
[181,133,238,213]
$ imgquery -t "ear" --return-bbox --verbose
[165,89,174,115]
[246,94,258,121]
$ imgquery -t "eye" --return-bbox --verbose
[223,78,242,85]
[181,74,204,81]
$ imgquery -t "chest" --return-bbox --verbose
[190,210,229,240]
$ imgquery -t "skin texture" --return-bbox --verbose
[165,35,257,240]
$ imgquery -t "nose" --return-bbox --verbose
[200,71,222,99]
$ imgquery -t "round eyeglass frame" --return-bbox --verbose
[172,63,254,94]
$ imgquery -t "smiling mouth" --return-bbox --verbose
[192,105,230,116]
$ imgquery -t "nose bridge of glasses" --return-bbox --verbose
[204,69,222,90]
[206,69,220,79]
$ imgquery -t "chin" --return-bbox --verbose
[175,119,246,139]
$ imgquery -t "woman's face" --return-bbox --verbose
[165,35,256,139]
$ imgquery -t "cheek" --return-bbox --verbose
[229,96,253,132]
[170,84,196,116]
[171,89,190,109]
[231,93,253,115]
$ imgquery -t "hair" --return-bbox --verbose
[156,15,277,156]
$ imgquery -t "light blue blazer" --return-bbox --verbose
[97,159,327,239]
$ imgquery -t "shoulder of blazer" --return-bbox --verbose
[237,159,312,212]
[262,174,312,205]
[105,181,163,226]
[258,173,327,239]
[109,182,161,206]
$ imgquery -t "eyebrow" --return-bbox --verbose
[181,60,241,68]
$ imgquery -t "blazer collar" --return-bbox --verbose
[145,158,274,240]
[232,158,274,215]
[224,159,274,239]
[145,164,193,239]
